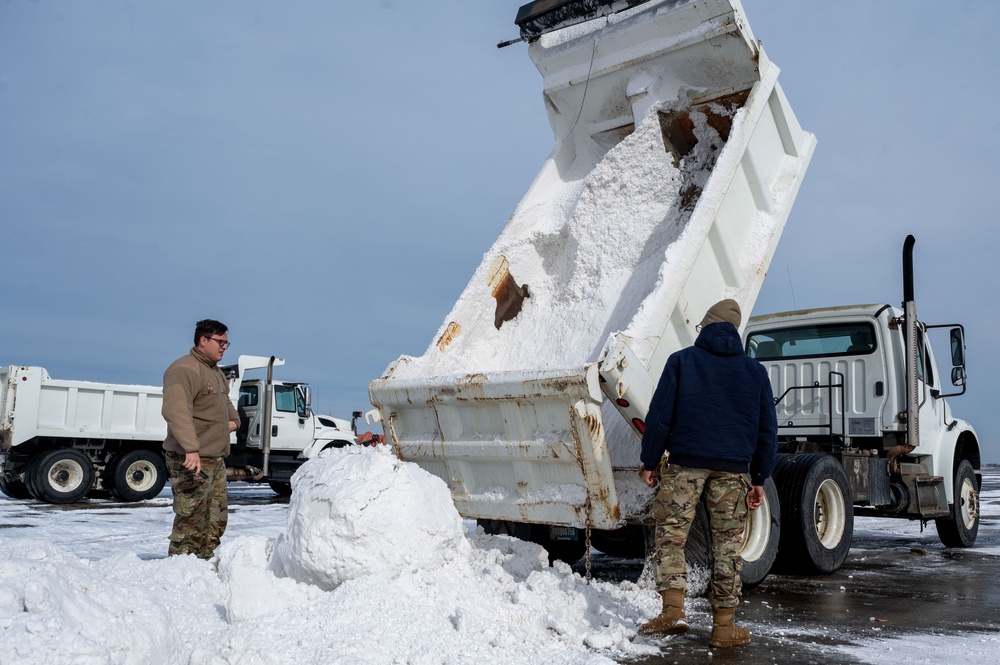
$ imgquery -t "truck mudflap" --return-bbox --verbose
[368,364,620,529]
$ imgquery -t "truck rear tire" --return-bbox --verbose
[682,502,715,597]
[23,455,44,500]
[110,450,168,502]
[680,477,778,593]
[935,459,979,548]
[0,474,32,500]
[31,448,95,504]
[589,525,645,558]
[740,477,780,588]
[773,453,853,574]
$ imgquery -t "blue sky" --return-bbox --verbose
[2,1,998,461]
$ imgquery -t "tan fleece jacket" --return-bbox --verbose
[161,348,239,458]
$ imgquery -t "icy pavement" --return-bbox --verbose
[0,451,997,665]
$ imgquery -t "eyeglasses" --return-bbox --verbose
[208,337,231,349]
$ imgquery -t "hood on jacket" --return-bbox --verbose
[694,322,744,356]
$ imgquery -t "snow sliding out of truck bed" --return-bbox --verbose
[369,0,815,529]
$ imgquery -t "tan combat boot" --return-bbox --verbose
[708,606,750,648]
[637,589,689,637]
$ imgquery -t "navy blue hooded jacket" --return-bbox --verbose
[639,321,777,485]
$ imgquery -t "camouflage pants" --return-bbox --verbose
[165,451,228,560]
[651,463,750,609]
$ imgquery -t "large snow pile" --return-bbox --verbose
[2,458,999,664]
[270,447,469,590]
[0,447,662,665]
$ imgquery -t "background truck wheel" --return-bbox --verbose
[31,448,95,504]
[110,450,168,502]
[773,453,853,574]
[0,474,33,500]
[269,481,292,496]
[740,477,780,588]
[935,459,979,548]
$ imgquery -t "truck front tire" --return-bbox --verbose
[30,448,95,504]
[110,449,168,502]
[935,459,979,548]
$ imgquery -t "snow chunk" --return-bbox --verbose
[271,446,470,590]
[217,535,325,623]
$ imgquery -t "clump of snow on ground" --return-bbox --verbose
[270,447,469,590]
[0,447,662,665]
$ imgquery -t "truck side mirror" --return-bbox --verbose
[951,366,966,387]
[297,385,313,420]
[950,328,965,367]
[949,328,965,368]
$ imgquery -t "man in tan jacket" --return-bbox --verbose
[162,319,240,559]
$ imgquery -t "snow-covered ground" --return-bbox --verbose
[0,448,996,665]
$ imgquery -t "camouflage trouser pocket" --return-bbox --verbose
[165,451,206,492]
[732,474,751,521]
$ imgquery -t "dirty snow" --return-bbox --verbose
[0,448,997,664]
[385,95,754,380]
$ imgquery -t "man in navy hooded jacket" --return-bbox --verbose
[636,299,776,647]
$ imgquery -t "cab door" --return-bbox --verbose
[267,383,314,452]
[915,328,948,447]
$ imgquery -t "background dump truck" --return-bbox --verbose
[368,0,815,579]
[0,355,358,504]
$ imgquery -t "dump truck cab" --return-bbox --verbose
[745,304,979,531]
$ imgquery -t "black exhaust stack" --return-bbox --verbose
[262,356,277,477]
[902,235,919,451]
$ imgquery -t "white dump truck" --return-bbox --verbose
[740,237,978,574]
[0,355,357,503]
[367,0,980,586]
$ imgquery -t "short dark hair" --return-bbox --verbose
[194,319,228,346]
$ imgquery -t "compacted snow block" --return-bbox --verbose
[271,447,469,590]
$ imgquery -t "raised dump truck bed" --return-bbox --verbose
[369,0,815,529]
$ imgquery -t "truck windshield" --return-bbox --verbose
[747,322,877,360]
